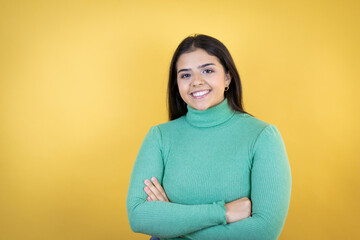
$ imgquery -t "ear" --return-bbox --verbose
[225,72,231,85]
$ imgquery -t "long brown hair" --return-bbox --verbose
[167,34,252,120]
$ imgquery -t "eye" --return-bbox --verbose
[203,69,214,74]
[180,73,191,79]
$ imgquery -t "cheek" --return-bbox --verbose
[177,82,190,103]
[212,80,225,91]
[177,81,187,95]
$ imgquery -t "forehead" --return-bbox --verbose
[176,48,221,69]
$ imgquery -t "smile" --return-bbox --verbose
[191,90,211,99]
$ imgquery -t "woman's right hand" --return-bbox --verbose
[144,177,170,202]
[224,197,252,223]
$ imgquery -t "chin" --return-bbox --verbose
[192,103,211,111]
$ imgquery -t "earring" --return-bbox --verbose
[225,85,229,91]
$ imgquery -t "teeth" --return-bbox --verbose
[192,90,209,97]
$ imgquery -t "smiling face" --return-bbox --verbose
[176,48,231,111]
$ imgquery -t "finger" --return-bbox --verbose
[144,179,166,201]
[144,186,159,201]
[151,177,169,202]
[144,179,165,201]
[145,191,154,201]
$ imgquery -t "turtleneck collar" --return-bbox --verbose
[185,98,235,128]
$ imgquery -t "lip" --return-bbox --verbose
[190,89,211,99]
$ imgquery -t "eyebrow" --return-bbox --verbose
[177,63,215,74]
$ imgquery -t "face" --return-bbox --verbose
[176,48,231,111]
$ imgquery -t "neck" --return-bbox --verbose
[185,99,235,128]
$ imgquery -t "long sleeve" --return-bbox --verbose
[126,126,227,239]
[179,125,292,240]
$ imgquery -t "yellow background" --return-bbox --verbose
[1,0,359,239]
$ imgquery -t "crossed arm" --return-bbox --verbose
[144,177,252,240]
[144,177,252,225]
[126,125,292,240]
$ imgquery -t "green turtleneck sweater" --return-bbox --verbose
[126,99,291,240]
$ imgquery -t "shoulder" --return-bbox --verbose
[232,112,285,145]
[230,114,287,157]
[152,116,187,133]
[233,112,272,132]
[238,114,285,151]
[143,117,187,150]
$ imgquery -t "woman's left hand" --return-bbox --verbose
[144,177,170,202]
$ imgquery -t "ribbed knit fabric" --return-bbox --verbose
[126,99,292,240]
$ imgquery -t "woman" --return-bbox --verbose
[126,34,292,240]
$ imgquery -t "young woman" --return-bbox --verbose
[126,34,292,240]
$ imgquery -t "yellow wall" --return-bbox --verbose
[0,0,359,239]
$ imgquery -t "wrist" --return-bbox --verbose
[224,203,230,223]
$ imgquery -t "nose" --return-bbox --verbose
[191,72,204,86]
